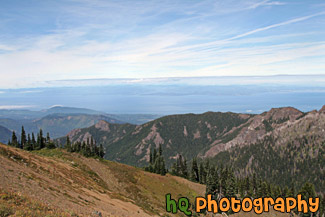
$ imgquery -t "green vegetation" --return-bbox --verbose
[65,136,105,158]
[144,144,167,175]
[170,154,188,178]
[168,154,324,217]
[8,127,56,151]
[210,136,325,192]
[7,125,105,159]
[67,112,252,167]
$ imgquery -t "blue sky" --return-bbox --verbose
[0,0,324,89]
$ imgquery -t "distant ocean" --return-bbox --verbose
[1,81,324,114]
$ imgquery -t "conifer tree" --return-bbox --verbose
[252,173,257,195]
[27,134,31,145]
[31,133,36,149]
[159,156,166,175]
[46,132,50,144]
[20,126,26,149]
[298,182,316,217]
[149,149,153,164]
[257,181,268,198]
[158,144,162,156]
[181,157,188,178]
[24,133,33,151]
[39,129,44,149]
[190,158,199,182]
[199,162,207,184]
[45,132,56,149]
[145,146,166,176]
[36,133,41,150]
[206,172,215,195]
[220,167,228,196]
[170,162,177,175]
[225,170,237,198]
[153,149,157,163]
[66,136,71,152]
[99,144,105,158]
[11,131,18,148]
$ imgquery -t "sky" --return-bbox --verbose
[0,0,325,89]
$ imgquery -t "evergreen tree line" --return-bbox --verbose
[7,125,105,159]
[65,136,105,158]
[144,144,167,175]
[209,135,324,192]
[8,126,56,150]
[169,155,324,217]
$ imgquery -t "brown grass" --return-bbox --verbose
[0,144,205,216]
[0,144,296,217]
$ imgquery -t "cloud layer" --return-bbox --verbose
[0,0,324,88]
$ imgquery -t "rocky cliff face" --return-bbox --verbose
[204,107,306,158]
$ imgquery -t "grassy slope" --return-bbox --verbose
[0,144,298,217]
[0,143,204,216]
[0,188,72,217]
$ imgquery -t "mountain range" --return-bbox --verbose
[0,125,11,144]
[0,106,161,140]
[64,105,325,192]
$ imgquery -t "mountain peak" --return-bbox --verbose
[265,107,303,121]
[95,120,111,132]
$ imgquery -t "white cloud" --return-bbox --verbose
[49,105,63,108]
[0,105,35,109]
[264,1,286,6]
[18,90,43,94]
[228,12,325,41]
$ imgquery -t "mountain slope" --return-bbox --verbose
[0,106,160,125]
[65,106,325,193]
[0,143,204,216]
[0,106,105,120]
[0,113,124,139]
[66,112,253,167]
[210,107,325,192]
[0,125,12,144]
[34,113,124,138]
[204,106,305,158]
[65,107,325,165]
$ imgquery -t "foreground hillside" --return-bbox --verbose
[0,144,302,217]
[0,143,204,216]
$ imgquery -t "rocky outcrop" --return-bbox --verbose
[95,120,111,132]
